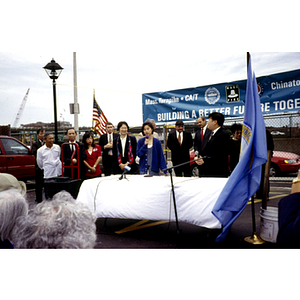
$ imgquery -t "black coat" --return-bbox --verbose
[62,142,87,179]
[167,130,193,167]
[31,139,44,157]
[277,192,300,245]
[113,135,137,174]
[99,133,119,175]
[99,133,119,159]
[194,127,212,155]
[200,127,230,177]
[31,139,44,170]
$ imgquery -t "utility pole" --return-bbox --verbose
[72,52,80,141]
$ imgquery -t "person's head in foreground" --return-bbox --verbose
[13,191,97,249]
[0,189,28,247]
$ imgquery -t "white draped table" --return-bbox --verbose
[77,175,228,229]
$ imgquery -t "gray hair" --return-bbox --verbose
[43,132,53,139]
[13,191,97,249]
[145,118,155,124]
[0,190,28,241]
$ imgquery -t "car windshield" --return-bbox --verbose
[0,138,29,155]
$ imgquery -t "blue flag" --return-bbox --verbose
[212,54,268,242]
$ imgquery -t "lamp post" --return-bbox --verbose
[43,59,63,144]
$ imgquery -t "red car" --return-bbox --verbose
[0,136,35,181]
[270,151,300,177]
[190,149,300,177]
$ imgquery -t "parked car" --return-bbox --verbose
[0,136,35,181]
[270,151,300,177]
[190,149,300,178]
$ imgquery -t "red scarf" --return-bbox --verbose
[116,135,134,165]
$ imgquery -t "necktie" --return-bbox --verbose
[108,134,113,156]
[178,133,181,145]
[71,143,75,152]
[209,131,214,141]
[200,129,204,142]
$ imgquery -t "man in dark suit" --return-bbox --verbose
[99,122,119,176]
[195,112,230,177]
[167,120,193,177]
[31,128,45,203]
[194,116,212,155]
[62,128,87,179]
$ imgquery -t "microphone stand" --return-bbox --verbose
[119,165,131,181]
[162,156,206,235]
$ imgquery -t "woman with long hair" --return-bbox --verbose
[113,121,137,174]
[137,122,167,176]
[82,131,102,179]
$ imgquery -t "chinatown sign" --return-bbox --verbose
[142,69,300,123]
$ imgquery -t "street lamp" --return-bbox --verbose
[43,58,63,144]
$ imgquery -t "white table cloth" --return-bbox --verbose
[77,175,228,229]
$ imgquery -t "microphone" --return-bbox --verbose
[145,134,149,139]
[119,164,131,180]
[194,150,199,157]
[144,164,153,177]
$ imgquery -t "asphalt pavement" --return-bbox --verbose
[25,179,293,249]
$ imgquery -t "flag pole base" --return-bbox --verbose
[244,232,265,245]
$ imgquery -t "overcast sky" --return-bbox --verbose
[1,1,299,129]
[2,0,298,292]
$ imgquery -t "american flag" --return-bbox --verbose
[92,92,108,135]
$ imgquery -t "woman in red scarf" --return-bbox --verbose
[82,132,102,179]
[113,121,137,174]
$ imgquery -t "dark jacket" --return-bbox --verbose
[31,139,44,170]
[137,137,167,174]
[99,133,119,158]
[113,135,137,174]
[200,127,230,177]
[277,192,300,245]
[194,127,213,155]
[62,142,87,179]
[167,130,193,166]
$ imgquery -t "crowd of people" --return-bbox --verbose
[32,114,244,189]
[5,112,294,249]
[24,115,246,200]
[0,176,96,249]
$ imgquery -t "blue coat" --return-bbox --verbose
[137,137,167,174]
[277,192,300,245]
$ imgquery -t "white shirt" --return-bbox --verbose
[202,124,208,135]
[107,133,113,143]
[176,131,183,143]
[68,141,76,152]
[120,136,127,157]
[212,126,221,136]
[37,144,62,178]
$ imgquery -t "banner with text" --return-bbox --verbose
[142,69,300,123]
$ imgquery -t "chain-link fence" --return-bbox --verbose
[224,112,300,154]
[224,113,300,181]
[157,112,300,180]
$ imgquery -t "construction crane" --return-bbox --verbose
[12,88,30,128]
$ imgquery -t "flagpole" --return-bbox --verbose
[92,89,95,131]
[262,150,272,210]
[244,52,265,245]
